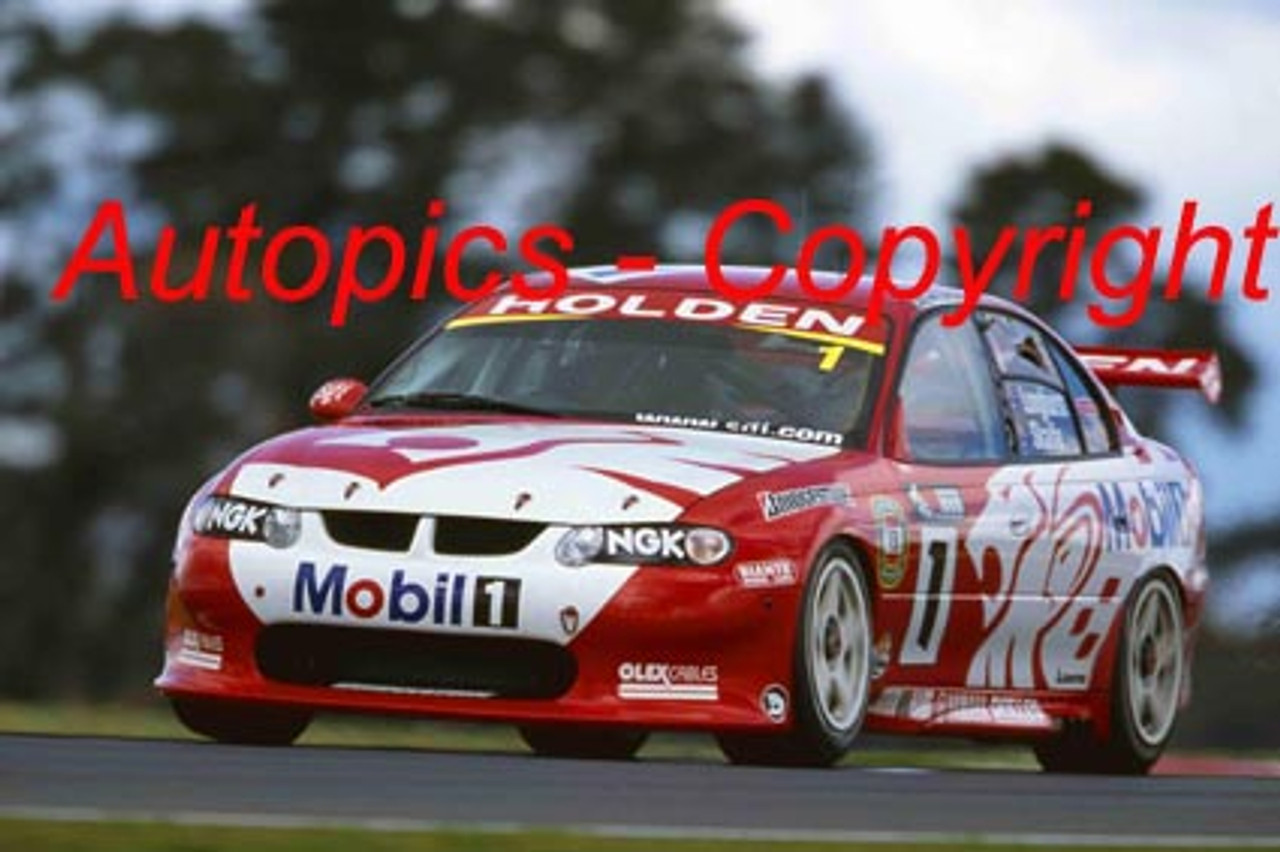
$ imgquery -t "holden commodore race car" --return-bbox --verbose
[157,264,1219,772]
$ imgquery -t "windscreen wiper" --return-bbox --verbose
[365,391,561,418]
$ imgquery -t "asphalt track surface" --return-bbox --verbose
[2,735,1279,845]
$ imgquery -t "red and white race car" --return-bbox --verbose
[157,265,1217,772]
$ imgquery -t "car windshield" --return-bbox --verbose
[368,297,887,447]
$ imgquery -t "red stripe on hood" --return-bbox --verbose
[584,467,704,508]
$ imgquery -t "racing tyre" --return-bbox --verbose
[171,697,311,746]
[518,725,647,760]
[1034,573,1185,775]
[718,543,872,767]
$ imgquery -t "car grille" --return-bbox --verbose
[319,512,545,555]
[433,516,545,556]
[322,511,418,552]
[255,624,576,699]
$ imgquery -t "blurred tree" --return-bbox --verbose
[0,0,871,696]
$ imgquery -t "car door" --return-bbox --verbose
[883,312,1008,688]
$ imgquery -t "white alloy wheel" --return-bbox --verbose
[807,554,872,734]
[1125,577,1184,747]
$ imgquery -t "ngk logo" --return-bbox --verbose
[604,527,688,561]
[195,497,268,536]
[292,562,521,629]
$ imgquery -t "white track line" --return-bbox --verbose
[1,806,1278,848]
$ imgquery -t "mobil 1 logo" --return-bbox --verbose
[292,563,523,630]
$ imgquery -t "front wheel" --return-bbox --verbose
[718,543,873,767]
[518,726,647,760]
[171,697,311,746]
[1034,573,1185,774]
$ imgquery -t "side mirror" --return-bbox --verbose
[309,377,367,422]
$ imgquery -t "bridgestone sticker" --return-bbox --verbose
[757,484,852,521]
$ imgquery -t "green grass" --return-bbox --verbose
[4,819,1262,852]
[0,699,1038,769]
[0,698,524,751]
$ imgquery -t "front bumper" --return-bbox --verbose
[156,532,806,731]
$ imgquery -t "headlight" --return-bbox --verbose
[684,527,733,565]
[555,525,604,567]
[192,495,301,550]
[262,506,302,549]
[555,524,733,567]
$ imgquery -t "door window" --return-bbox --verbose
[898,316,1005,463]
[979,312,1115,459]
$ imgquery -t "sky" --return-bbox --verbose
[728,0,1280,231]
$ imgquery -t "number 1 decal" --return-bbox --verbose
[473,576,522,629]
[900,525,957,665]
[817,344,844,372]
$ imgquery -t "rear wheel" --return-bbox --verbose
[718,543,872,767]
[518,725,647,760]
[1034,573,1185,774]
[171,697,311,746]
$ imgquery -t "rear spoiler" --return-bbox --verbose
[1075,346,1221,404]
